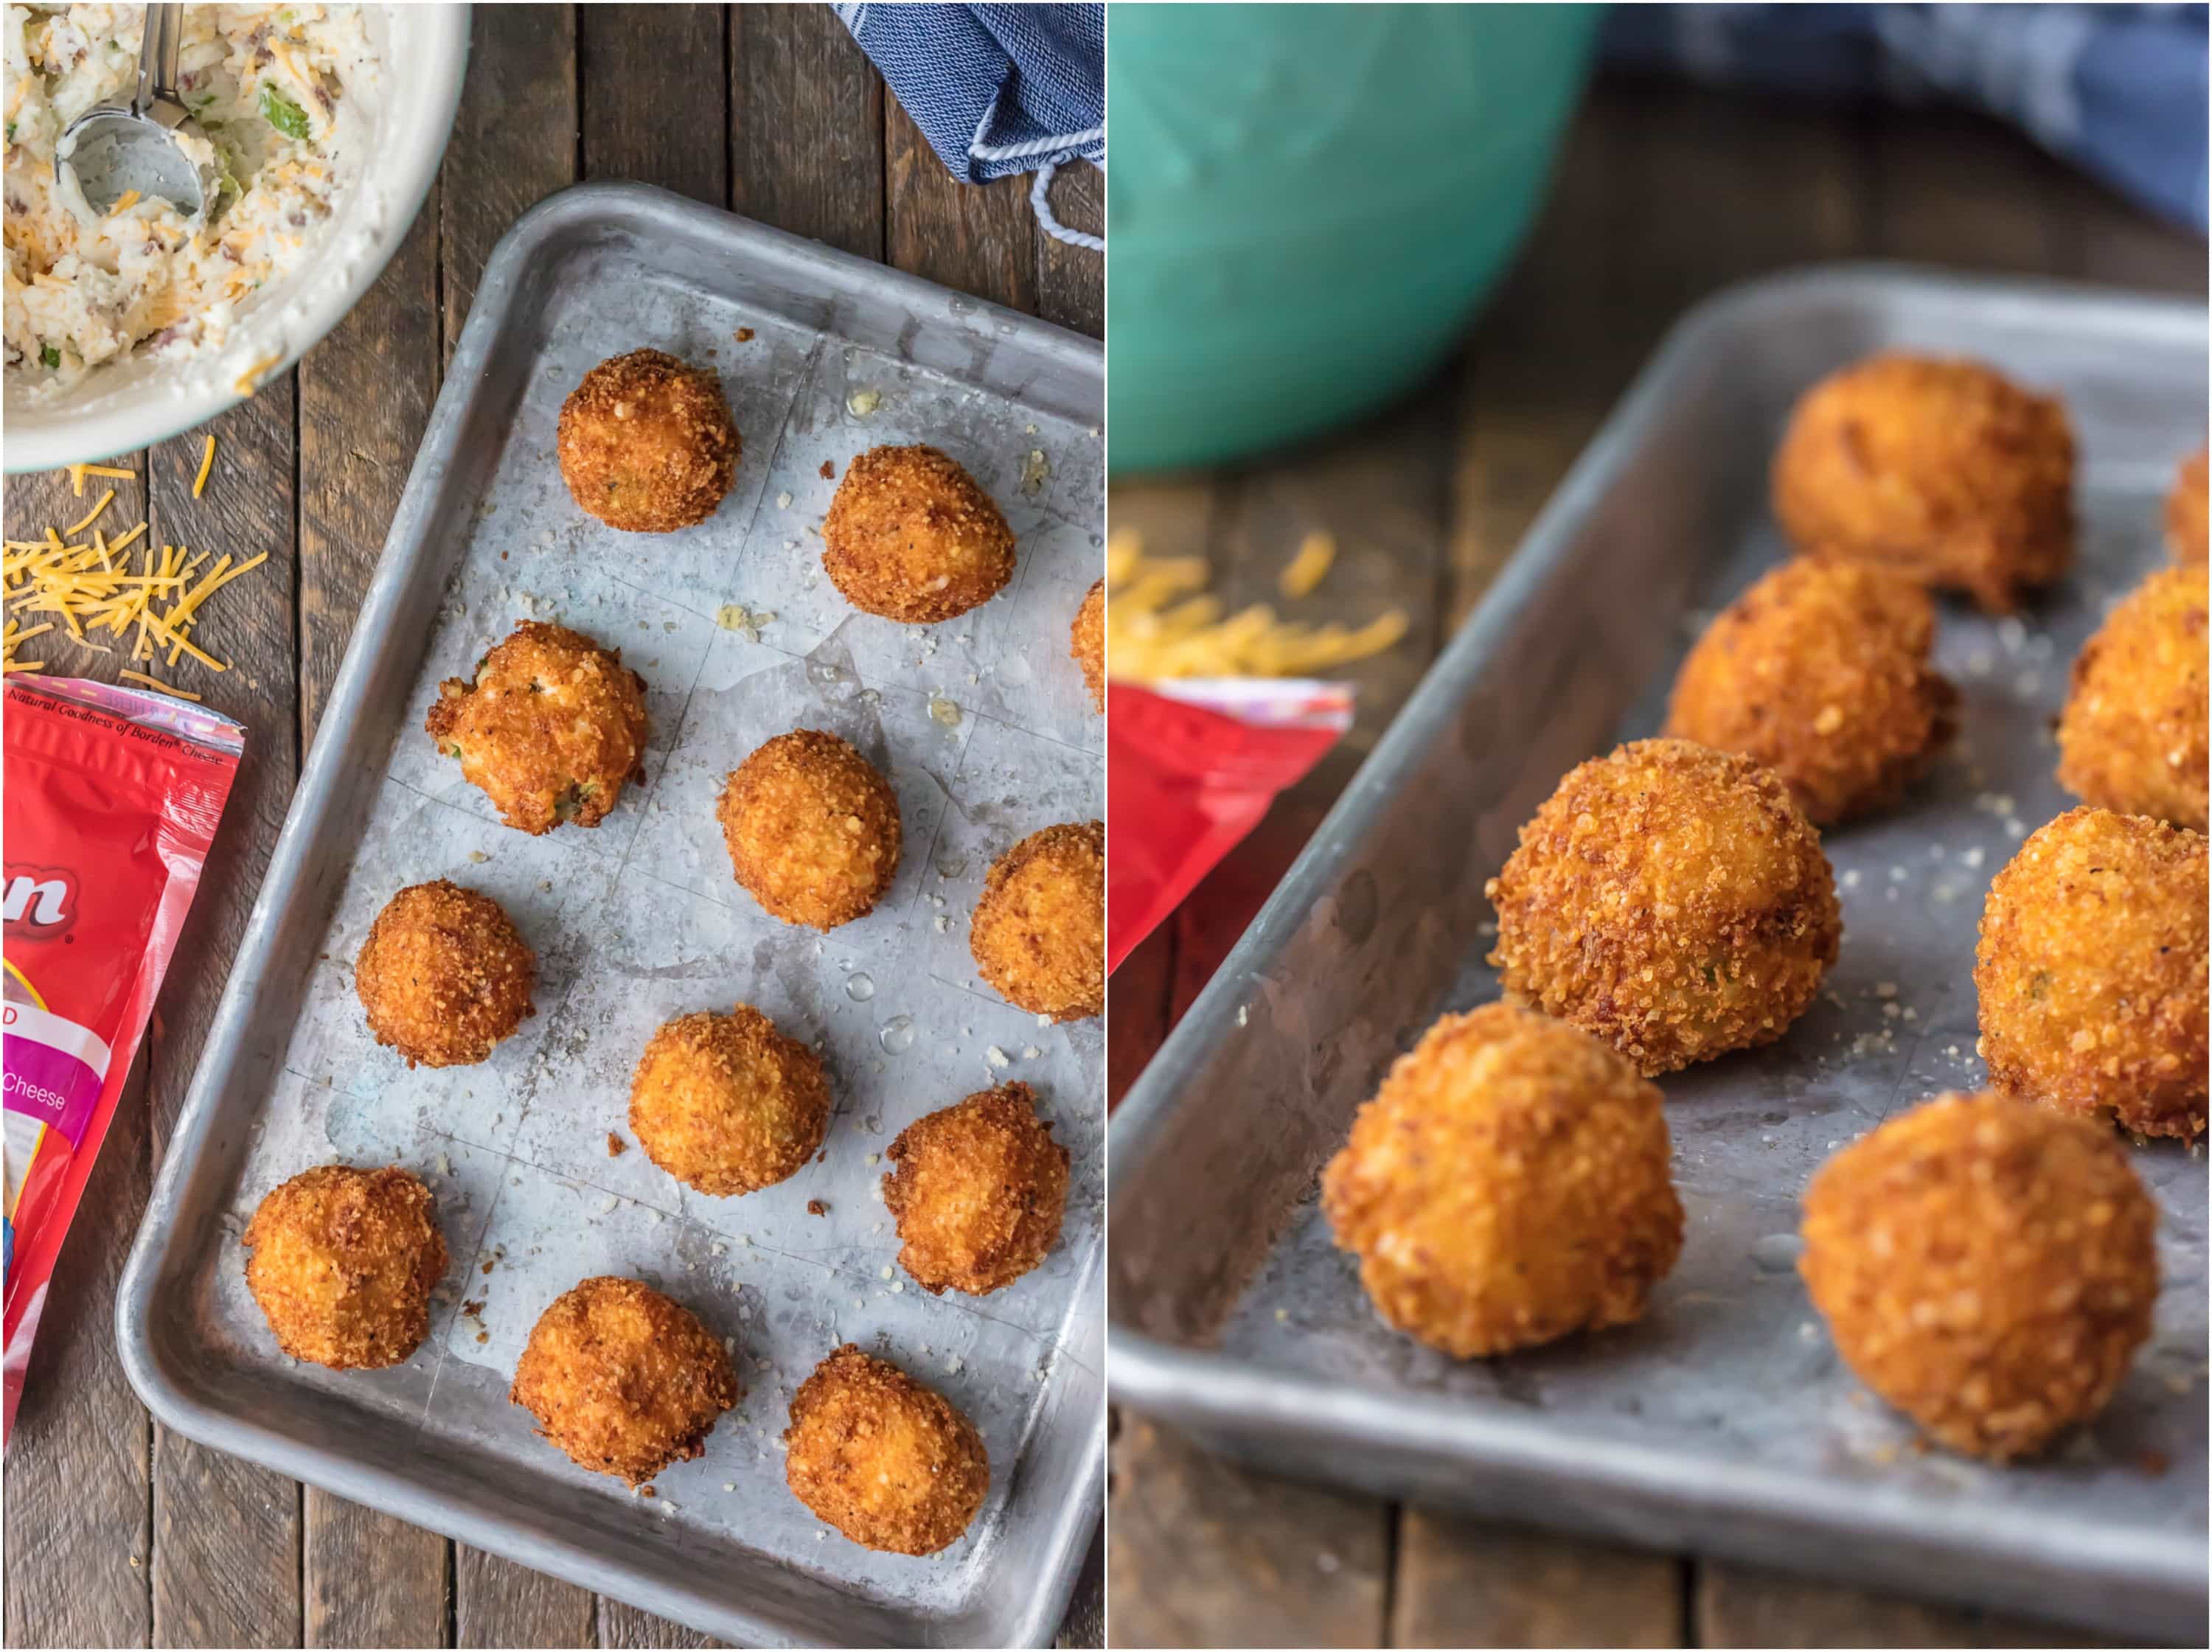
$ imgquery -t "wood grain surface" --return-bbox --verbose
[1105,74,2202,1652]
[0,7,1100,1648]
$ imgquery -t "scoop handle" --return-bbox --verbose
[133,4,185,119]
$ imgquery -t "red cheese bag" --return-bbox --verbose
[4,677,243,1443]
[1106,677,1350,975]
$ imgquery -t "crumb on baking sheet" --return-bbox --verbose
[607,1132,627,1157]
[807,1199,828,1216]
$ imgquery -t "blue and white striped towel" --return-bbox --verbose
[1605,4,2209,232]
[838,2,1103,245]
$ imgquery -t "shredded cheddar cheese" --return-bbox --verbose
[193,435,218,498]
[120,669,201,700]
[4,453,260,685]
[63,489,115,537]
[1106,528,1409,683]
[65,461,136,498]
[1279,532,1336,600]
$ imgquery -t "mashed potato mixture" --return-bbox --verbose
[4,4,375,392]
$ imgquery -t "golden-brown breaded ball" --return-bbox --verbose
[1322,1004,1683,1359]
[2054,562,2208,830]
[510,1275,738,1485]
[970,820,1104,1021]
[717,730,900,929]
[884,1082,1069,1295]
[1485,739,1840,1076]
[821,445,1015,623]
[557,349,740,533]
[1071,578,1105,711]
[243,1165,448,1370]
[1799,1091,2157,1460]
[629,1004,831,1196]
[785,1344,989,1555]
[355,879,536,1069]
[2168,447,2207,562]
[1975,806,2208,1140]
[1771,353,2074,613]
[425,621,650,835]
[1663,560,1957,826]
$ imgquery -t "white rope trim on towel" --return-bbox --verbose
[971,122,1105,163]
[1030,161,1104,251]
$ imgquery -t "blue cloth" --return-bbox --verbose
[1604,4,2209,232]
[837,3,1104,183]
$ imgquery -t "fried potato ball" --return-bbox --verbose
[717,730,901,929]
[556,349,739,533]
[243,1165,448,1370]
[2168,447,2206,563]
[884,1081,1069,1295]
[1974,806,2208,1140]
[1071,578,1105,711]
[510,1275,738,1485]
[425,621,650,835]
[1321,1003,1683,1359]
[355,879,536,1069]
[1799,1091,2157,1461]
[970,820,1104,1022]
[1663,560,1957,826]
[785,1344,989,1555]
[1484,739,1840,1076]
[629,1004,831,1196]
[821,445,1015,623]
[2054,562,2208,830]
[1771,353,2074,613]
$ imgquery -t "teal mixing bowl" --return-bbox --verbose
[1107,3,1599,473]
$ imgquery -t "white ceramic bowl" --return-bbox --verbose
[3,5,470,473]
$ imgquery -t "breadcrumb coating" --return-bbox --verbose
[970,820,1104,1021]
[1975,806,2208,1140]
[1484,739,1840,1075]
[2169,447,2207,563]
[717,730,901,929]
[244,1165,448,1370]
[1799,1091,2157,1460]
[425,621,650,836]
[1321,1004,1683,1358]
[1071,578,1105,711]
[2055,562,2208,831]
[510,1275,738,1485]
[1664,559,1957,825]
[557,349,740,532]
[785,1344,989,1555]
[355,879,536,1069]
[884,1082,1069,1295]
[1771,353,2074,613]
[822,445,1015,623]
[630,1004,831,1196]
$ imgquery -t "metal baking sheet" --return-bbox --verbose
[116,183,1104,1651]
[1107,266,2207,1643]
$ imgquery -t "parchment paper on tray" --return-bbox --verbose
[223,298,1102,1603]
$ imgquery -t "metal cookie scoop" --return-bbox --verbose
[55,4,207,219]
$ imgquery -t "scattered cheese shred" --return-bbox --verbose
[1106,527,1409,683]
[1279,532,1337,600]
[193,434,218,498]
[4,454,261,683]
[119,668,201,700]
[64,489,115,537]
[109,189,141,215]
[65,461,136,498]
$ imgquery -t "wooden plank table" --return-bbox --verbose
[1107,76,2202,1651]
[0,9,1101,1647]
